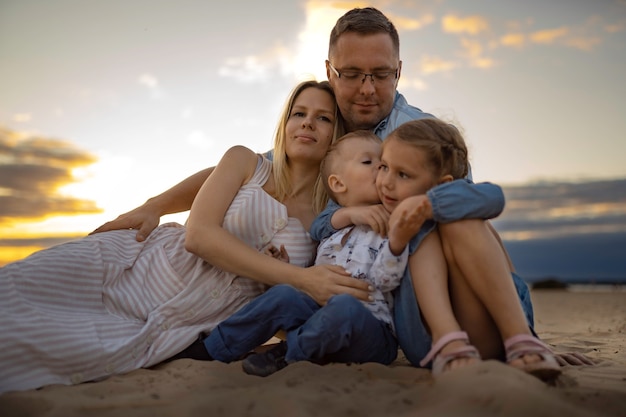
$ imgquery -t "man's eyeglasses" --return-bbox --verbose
[328,62,398,85]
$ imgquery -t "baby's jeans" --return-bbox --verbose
[205,284,398,365]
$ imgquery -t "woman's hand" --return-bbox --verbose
[296,264,372,305]
[90,201,161,242]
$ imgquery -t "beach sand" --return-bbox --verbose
[1,288,624,417]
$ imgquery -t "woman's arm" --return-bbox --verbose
[185,146,371,305]
[91,167,214,241]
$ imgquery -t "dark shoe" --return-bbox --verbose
[163,332,213,363]
[242,342,289,377]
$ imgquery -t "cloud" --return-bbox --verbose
[492,178,626,240]
[605,21,625,33]
[500,33,525,48]
[0,127,102,221]
[390,13,434,31]
[0,236,80,248]
[564,36,602,52]
[138,73,158,88]
[499,24,603,52]
[529,27,569,44]
[459,38,495,69]
[218,55,274,83]
[442,14,489,35]
[398,77,428,91]
[13,113,32,123]
[138,73,163,98]
[419,55,457,74]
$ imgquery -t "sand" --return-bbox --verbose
[1,288,624,417]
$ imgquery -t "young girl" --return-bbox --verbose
[378,119,560,379]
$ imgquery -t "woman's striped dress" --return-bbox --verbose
[0,156,317,393]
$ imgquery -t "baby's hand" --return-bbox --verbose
[337,205,389,236]
[264,244,290,263]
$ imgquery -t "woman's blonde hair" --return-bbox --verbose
[271,80,344,214]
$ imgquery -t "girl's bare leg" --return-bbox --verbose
[439,219,544,369]
[410,230,480,372]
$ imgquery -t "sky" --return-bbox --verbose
[1,0,625,281]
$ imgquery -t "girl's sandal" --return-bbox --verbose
[420,331,481,376]
[504,334,561,381]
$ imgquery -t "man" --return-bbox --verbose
[325,7,433,136]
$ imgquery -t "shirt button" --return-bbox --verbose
[333,244,342,251]
[105,363,114,373]
[274,218,287,229]
[161,322,170,330]
[260,233,271,244]
[210,289,220,298]
[70,373,83,384]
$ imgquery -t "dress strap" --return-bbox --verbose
[248,154,272,186]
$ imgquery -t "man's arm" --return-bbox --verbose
[310,199,342,242]
[91,167,214,241]
[427,180,505,223]
[311,180,504,242]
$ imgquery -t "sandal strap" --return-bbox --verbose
[504,334,553,362]
[419,331,470,367]
[432,346,481,376]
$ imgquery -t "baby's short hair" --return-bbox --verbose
[320,130,381,202]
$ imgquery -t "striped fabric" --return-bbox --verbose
[0,156,317,393]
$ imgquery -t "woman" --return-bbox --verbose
[0,80,371,393]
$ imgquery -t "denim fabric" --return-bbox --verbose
[310,199,342,243]
[427,180,504,223]
[204,284,397,365]
[393,271,535,367]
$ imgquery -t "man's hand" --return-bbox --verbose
[90,202,161,242]
[555,352,596,366]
